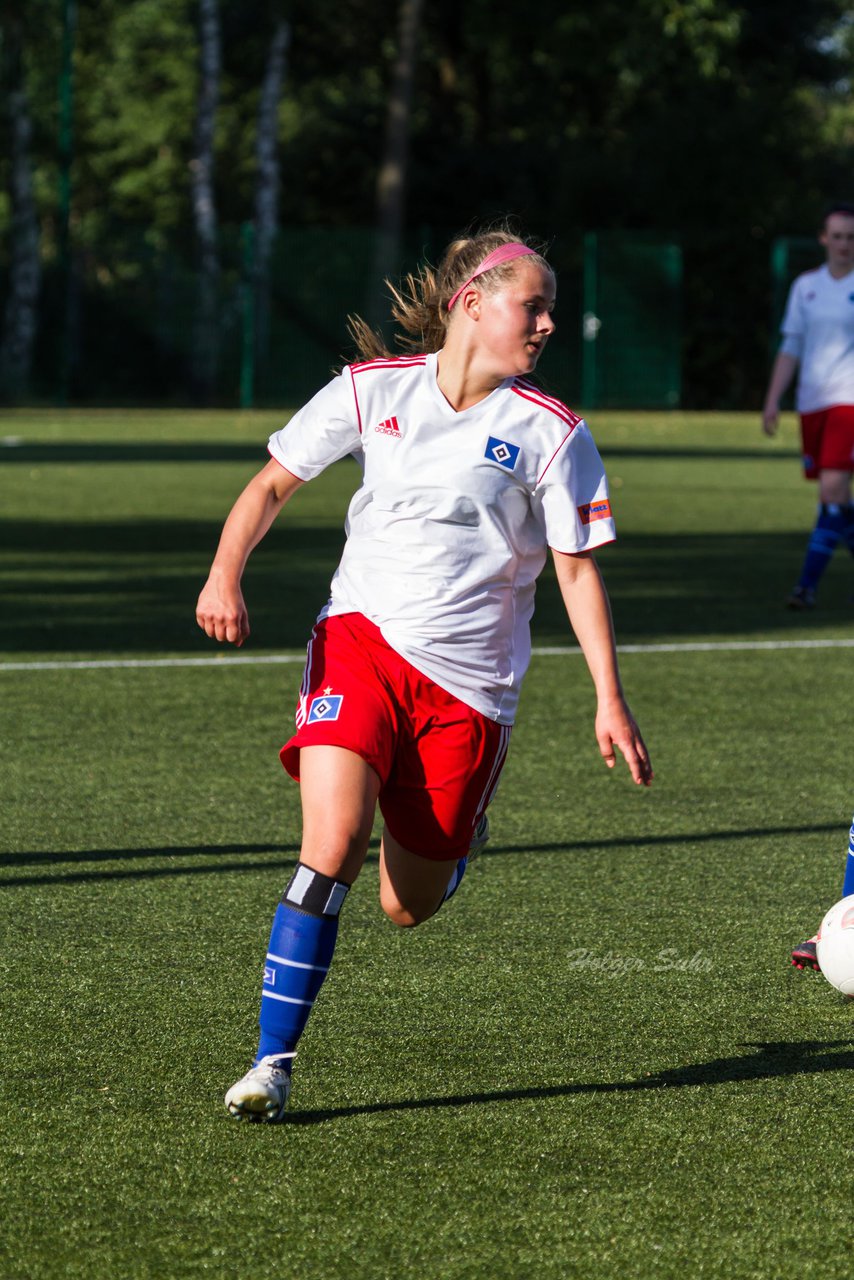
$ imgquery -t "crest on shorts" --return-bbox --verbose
[485,436,521,470]
[307,693,344,723]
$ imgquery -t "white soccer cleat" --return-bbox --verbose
[224,1054,294,1122]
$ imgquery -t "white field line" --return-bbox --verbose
[1,637,853,673]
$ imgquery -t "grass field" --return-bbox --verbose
[1,407,853,1279]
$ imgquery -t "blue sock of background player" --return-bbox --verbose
[796,502,846,594]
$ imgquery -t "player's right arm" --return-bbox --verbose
[761,351,799,436]
[196,459,304,646]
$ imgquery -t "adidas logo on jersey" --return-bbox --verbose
[375,415,402,437]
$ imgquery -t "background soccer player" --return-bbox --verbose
[762,202,854,609]
[196,225,653,1121]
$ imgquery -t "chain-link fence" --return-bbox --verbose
[11,224,825,412]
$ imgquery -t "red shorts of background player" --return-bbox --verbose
[799,404,854,479]
[279,612,511,861]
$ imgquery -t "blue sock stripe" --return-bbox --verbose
[261,990,315,1006]
[266,950,329,973]
[263,956,328,1001]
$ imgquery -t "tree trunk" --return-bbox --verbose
[0,17,41,402]
[190,0,221,402]
[253,14,290,377]
[368,0,423,324]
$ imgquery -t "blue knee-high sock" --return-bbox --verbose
[797,503,845,591]
[255,864,350,1066]
[842,817,854,899]
[842,504,854,557]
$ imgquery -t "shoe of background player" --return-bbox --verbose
[225,1053,294,1121]
[469,814,490,856]
[785,586,816,611]
[790,935,820,971]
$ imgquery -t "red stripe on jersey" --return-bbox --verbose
[511,381,581,431]
[350,356,428,375]
[347,367,364,434]
[537,425,579,485]
[349,356,428,430]
[515,376,580,413]
[514,378,581,421]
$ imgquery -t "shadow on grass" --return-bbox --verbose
[0,819,840,886]
[2,516,852,654]
[0,518,345,654]
[285,1040,854,1125]
[0,443,269,464]
[0,441,801,465]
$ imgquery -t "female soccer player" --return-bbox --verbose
[196,226,653,1121]
[762,202,854,609]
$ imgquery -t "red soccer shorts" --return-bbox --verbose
[799,405,854,478]
[280,613,511,860]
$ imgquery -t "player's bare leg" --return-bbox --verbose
[379,828,465,926]
[298,745,381,883]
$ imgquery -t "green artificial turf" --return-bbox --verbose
[1,408,852,1279]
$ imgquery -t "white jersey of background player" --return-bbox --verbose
[779,262,854,413]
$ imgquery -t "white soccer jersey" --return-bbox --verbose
[267,352,615,724]
[780,264,854,412]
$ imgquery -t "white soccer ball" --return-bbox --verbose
[816,894,854,995]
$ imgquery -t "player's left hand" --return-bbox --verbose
[595,697,653,786]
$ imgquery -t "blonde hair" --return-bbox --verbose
[347,225,551,361]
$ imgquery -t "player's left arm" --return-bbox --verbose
[551,548,653,786]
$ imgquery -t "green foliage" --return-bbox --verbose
[76,0,197,234]
[1,0,854,405]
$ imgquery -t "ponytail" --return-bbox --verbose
[347,224,550,361]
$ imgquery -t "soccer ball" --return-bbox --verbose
[816,894,854,995]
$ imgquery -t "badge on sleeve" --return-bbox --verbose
[578,499,612,524]
[485,436,521,470]
[307,694,344,723]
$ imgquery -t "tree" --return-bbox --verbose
[0,4,41,401]
[253,8,290,371]
[368,0,423,320]
[190,0,221,400]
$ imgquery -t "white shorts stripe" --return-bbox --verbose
[261,990,314,1007]
[476,723,511,815]
[266,951,329,973]
[294,632,317,729]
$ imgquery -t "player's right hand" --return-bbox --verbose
[761,406,778,436]
[195,576,250,646]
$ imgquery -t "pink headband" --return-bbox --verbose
[446,242,537,311]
